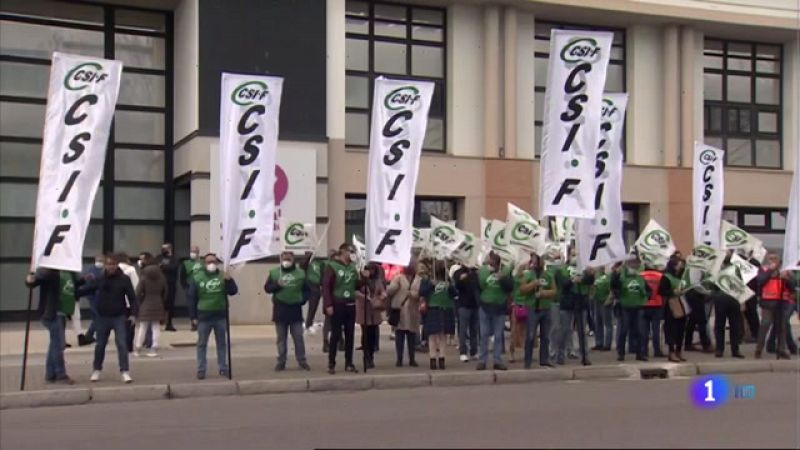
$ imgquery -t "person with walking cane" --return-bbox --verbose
[189,253,238,380]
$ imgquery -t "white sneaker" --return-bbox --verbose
[90,370,101,382]
[460,354,469,362]
[121,372,133,383]
[146,350,158,358]
[133,350,141,357]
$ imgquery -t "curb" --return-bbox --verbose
[2,360,796,410]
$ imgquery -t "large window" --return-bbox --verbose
[345,0,446,151]
[345,194,457,242]
[0,1,172,313]
[703,39,782,169]
[534,21,626,157]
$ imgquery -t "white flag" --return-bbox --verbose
[576,93,629,269]
[685,244,725,279]
[550,217,576,242]
[716,265,754,304]
[479,217,493,264]
[539,30,614,219]
[783,145,800,270]
[634,219,676,270]
[505,203,547,255]
[430,216,465,259]
[31,53,122,271]
[720,220,767,262]
[693,142,725,247]
[219,73,282,268]
[452,230,480,268]
[365,78,434,265]
[730,253,759,285]
[280,222,316,253]
[352,234,367,271]
[489,219,516,264]
[412,228,431,252]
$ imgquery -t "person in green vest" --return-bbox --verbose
[300,251,325,333]
[554,247,594,366]
[322,244,362,374]
[476,252,513,371]
[591,267,614,352]
[611,254,651,362]
[180,244,203,331]
[420,261,457,370]
[265,251,310,372]
[521,254,557,369]
[188,253,238,380]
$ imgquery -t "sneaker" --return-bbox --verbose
[345,365,358,373]
[121,372,133,384]
[299,362,311,371]
[219,369,229,377]
[568,352,579,360]
[328,367,336,375]
[90,370,101,382]
[146,350,158,358]
[460,354,469,363]
[133,350,141,357]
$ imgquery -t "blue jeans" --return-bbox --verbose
[617,308,643,359]
[42,316,67,380]
[276,321,306,365]
[594,302,614,348]
[93,315,129,372]
[525,308,551,366]
[85,298,98,340]
[197,317,227,376]
[479,307,506,366]
[457,307,479,357]
[555,309,574,361]
[640,307,664,356]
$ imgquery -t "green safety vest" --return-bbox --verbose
[478,265,509,305]
[664,273,681,298]
[427,281,454,309]
[194,270,227,312]
[546,266,563,303]
[593,273,611,303]
[329,260,358,301]
[619,269,648,308]
[533,270,555,311]
[183,259,202,284]
[513,270,535,307]
[306,260,323,286]
[59,271,76,316]
[269,267,306,305]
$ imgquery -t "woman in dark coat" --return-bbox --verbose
[135,254,167,357]
[356,263,387,369]
[421,261,457,370]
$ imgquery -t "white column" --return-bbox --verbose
[483,5,500,158]
[503,7,517,159]
[516,11,535,160]
[326,0,346,140]
[679,26,696,167]
[662,25,680,167]
[782,36,799,172]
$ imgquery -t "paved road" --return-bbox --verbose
[1,372,797,449]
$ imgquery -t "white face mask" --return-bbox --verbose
[206,263,218,273]
[281,261,292,269]
[189,252,198,260]
[137,260,143,268]
[94,261,104,269]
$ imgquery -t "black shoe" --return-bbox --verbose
[430,358,437,370]
[438,357,445,370]
[366,360,375,369]
[356,346,363,351]
[54,375,75,385]
[190,323,198,332]
[165,325,177,332]
[524,363,532,369]
[715,352,724,358]
[274,363,286,372]
[493,364,508,371]
[197,372,206,380]
[396,360,403,367]
[636,356,648,362]
[299,362,311,371]
[653,352,667,358]
[617,355,625,362]
[732,353,745,359]
[328,367,336,375]
[476,363,487,371]
[65,343,72,348]
[322,343,329,353]
[409,360,418,367]
[582,360,592,366]
[602,346,612,352]
[77,334,88,346]
[345,365,358,373]
[591,346,603,351]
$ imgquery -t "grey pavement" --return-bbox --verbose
[1,372,798,449]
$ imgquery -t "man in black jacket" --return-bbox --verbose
[83,254,138,383]
[157,242,180,331]
[453,265,480,362]
[25,268,75,384]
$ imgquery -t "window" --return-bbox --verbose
[722,207,787,253]
[344,194,458,242]
[703,40,782,169]
[0,1,172,313]
[534,22,626,157]
[345,1,446,151]
[622,204,640,250]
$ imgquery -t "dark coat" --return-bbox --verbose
[136,264,167,322]
[25,268,60,321]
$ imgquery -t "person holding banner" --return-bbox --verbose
[611,257,650,362]
[188,254,238,380]
[590,268,614,352]
[301,251,324,333]
[265,252,311,372]
[683,269,714,354]
[476,253,513,371]
[356,263,387,370]
[24,269,75,384]
[420,261,457,370]
[660,257,688,362]
[179,245,203,332]
[524,254,556,369]
[322,244,361,374]
[554,249,594,366]
[453,265,480,363]
[711,255,746,359]
[78,254,105,347]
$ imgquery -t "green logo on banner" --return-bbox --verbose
[560,37,601,64]
[284,223,306,246]
[384,86,421,111]
[64,62,107,91]
[231,80,269,106]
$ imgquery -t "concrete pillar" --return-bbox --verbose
[503,7,517,159]
[326,0,346,140]
[662,25,680,167]
[679,26,696,167]
[483,5,500,158]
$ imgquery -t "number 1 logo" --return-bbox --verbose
[691,375,729,409]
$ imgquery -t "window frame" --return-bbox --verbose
[703,38,783,169]
[344,0,447,152]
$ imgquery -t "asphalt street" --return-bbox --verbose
[1,372,797,449]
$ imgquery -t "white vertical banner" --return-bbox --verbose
[693,142,725,248]
[219,73,283,268]
[576,93,629,269]
[539,30,614,219]
[783,146,800,270]
[31,52,122,271]
[365,77,434,265]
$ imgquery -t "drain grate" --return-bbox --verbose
[639,368,668,379]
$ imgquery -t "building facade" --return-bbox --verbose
[0,0,797,322]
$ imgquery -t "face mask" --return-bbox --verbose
[94,261,104,269]
[206,263,218,273]
[350,252,357,262]
[281,261,292,269]
[137,260,143,268]
[189,252,198,260]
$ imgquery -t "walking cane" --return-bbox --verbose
[225,295,233,380]
[362,275,369,374]
[20,287,33,391]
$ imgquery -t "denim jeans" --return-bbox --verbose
[42,316,67,380]
[617,308,643,359]
[276,321,307,365]
[766,302,798,354]
[478,307,506,366]
[525,308,551,366]
[555,309,574,361]
[457,307,479,357]
[197,317,228,376]
[93,315,129,372]
[549,303,560,357]
[85,298,98,340]
[594,302,614,348]
[640,307,664,356]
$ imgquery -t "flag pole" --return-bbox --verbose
[20,287,33,391]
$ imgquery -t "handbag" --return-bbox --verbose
[668,297,686,319]
[513,304,528,322]
[388,275,414,327]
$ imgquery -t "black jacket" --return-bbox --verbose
[557,269,595,311]
[157,254,180,288]
[453,267,480,310]
[25,268,60,321]
[85,270,138,317]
